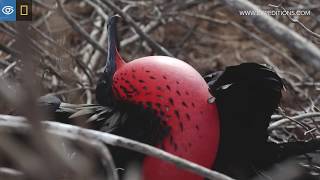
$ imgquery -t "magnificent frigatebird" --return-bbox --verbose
[38,15,320,180]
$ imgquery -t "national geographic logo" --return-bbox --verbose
[0,0,32,21]
[17,0,32,21]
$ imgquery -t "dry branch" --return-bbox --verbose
[0,115,235,180]
[220,0,320,71]
[269,4,320,39]
[56,0,108,56]
[270,112,320,131]
[0,124,118,180]
[0,168,24,180]
[120,20,161,48]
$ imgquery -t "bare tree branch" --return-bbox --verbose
[0,115,235,180]
[56,0,108,56]
[100,0,173,56]
[270,112,320,131]
[220,0,320,71]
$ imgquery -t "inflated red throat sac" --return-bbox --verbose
[105,15,220,180]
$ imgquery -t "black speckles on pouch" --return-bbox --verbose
[182,101,188,108]
[195,125,199,131]
[156,86,162,91]
[166,85,171,91]
[176,90,181,96]
[169,98,174,105]
[176,81,180,85]
[174,110,180,119]
[131,87,138,94]
[174,143,178,151]
[139,80,145,83]
[143,86,148,90]
[122,79,138,92]
[169,135,173,145]
[162,75,167,80]
[120,85,129,95]
[191,102,195,108]
[186,113,191,120]
[149,76,156,80]
[179,122,184,131]
[155,103,161,109]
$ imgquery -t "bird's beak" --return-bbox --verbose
[105,15,125,77]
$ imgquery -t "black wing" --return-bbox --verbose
[205,63,283,178]
[205,63,283,146]
[205,63,320,179]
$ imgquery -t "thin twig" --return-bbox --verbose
[269,4,320,39]
[0,61,16,77]
[100,0,173,56]
[270,112,320,131]
[56,0,108,56]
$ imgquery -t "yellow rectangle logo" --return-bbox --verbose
[20,5,28,16]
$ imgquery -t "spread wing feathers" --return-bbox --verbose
[61,103,112,120]
[37,95,127,133]
[59,103,127,132]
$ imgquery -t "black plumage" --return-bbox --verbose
[205,63,319,179]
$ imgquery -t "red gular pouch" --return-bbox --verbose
[103,15,220,180]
